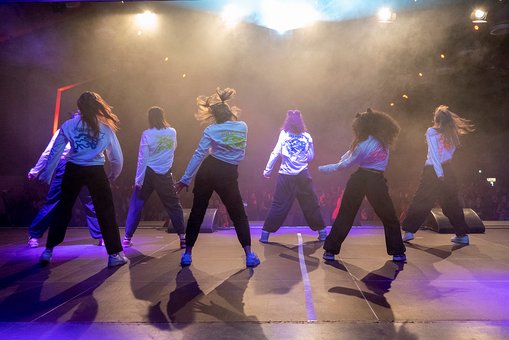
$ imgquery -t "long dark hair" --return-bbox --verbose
[282,110,307,134]
[196,87,240,124]
[148,106,170,129]
[77,91,119,138]
[350,108,400,151]
[432,105,474,147]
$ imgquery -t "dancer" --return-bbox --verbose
[175,87,260,268]
[38,91,127,267]
[260,110,326,243]
[123,106,185,248]
[319,108,406,262]
[401,105,474,245]
[27,117,103,248]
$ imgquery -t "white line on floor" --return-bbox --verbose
[297,232,317,322]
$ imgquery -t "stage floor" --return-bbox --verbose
[1,225,509,339]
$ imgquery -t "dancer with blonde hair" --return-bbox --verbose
[176,87,260,268]
[402,105,475,245]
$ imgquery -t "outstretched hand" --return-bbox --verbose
[262,170,271,179]
[175,181,188,194]
[318,164,338,173]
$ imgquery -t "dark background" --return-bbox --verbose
[1,1,508,226]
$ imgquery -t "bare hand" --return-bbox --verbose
[175,182,188,194]
[27,173,37,181]
[134,184,142,190]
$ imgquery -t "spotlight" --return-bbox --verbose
[221,4,244,28]
[261,0,321,34]
[418,72,423,77]
[402,94,408,99]
[135,10,157,30]
[377,7,396,23]
[440,53,446,59]
[471,9,487,23]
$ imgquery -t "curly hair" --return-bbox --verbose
[282,110,307,134]
[77,91,119,138]
[433,105,474,147]
[195,87,240,124]
[350,108,400,151]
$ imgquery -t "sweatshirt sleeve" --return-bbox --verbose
[179,129,212,186]
[426,129,444,178]
[38,130,68,184]
[28,130,60,177]
[105,131,123,181]
[306,134,315,162]
[134,132,149,187]
[263,131,284,177]
[318,143,364,173]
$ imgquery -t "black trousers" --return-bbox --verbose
[46,162,123,255]
[263,170,325,232]
[125,167,185,238]
[324,168,406,255]
[186,156,251,248]
[402,164,469,236]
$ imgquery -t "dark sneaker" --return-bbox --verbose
[246,252,260,267]
[108,253,128,267]
[393,254,407,262]
[259,231,270,243]
[181,252,192,267]
[323,251,335,261]
[39,248,53,264]
[97,238,104,246]
[318,228,327,241]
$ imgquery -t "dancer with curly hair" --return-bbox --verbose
[319,108,406,262]
[260,110,326,243]
[402,105,475,245]
[175,87,260,268]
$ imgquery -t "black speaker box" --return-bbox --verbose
[166,208,219,233]
[425,208,485,234]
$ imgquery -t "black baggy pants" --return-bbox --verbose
[263,170,325,232]
[402,164,469,236]
[46,162,123,255]
[185,156,251,248]
[324,168,406,256]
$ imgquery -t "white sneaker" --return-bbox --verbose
[402,232,414,242]
[28,237,39,248]
[108,252,128,267]
[451,234,469,245]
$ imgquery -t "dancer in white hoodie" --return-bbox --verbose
[123,107,185,248]
[402,105,474,245]
[38,91,127,268]
[260,110,326,243]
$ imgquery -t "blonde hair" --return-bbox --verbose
[433,105,475,147]
[195,87,240,124]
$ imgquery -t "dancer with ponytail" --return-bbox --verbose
[123,106,186,248]
[260,110,326,243]
[175,87,260,268]
[38,91,127,267]
[319,108,406,262]
[402,105,475,245]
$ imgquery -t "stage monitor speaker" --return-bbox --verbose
[138,220,167,229]
[166,208,219,233]
[424,208,485,234]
